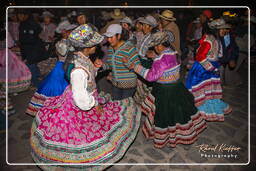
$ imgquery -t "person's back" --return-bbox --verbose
[163,22,181,55]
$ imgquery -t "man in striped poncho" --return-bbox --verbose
[102,24,140,100]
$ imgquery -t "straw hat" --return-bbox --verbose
[110,9,126,20]
[208,18,232,29]
[159,10,176,21]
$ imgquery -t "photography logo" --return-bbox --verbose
[195,144,241,159]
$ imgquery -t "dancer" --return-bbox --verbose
[30,24,141,170]
[186,18,232,122]
[124,31,206,148]
[102,24,140,100]
[26,21,77,116]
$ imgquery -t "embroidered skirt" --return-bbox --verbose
[30,86,141,170]
[186,61,232,121]
[26,61,68,116]
[141,81,206,148]
[0,49,31,94]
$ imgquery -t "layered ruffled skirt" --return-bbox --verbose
[141,81,206,148]
[30,86,141,171]
[26,61,68,116]
[186,61,232,121]
[0,49,31,94]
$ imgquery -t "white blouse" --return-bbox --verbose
[70,68,96,111]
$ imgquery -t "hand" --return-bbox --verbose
[122,57,129,64]
[106,72,112,81]
[58,55,66,62]
[128,63,135,70]
[228,60,236,69]
[95,105,104,115]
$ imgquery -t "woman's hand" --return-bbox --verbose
[106,72,112,81]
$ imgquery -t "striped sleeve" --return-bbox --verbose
[102,52,112,70]
[126,47,140,68]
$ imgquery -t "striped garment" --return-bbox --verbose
[103,41,140,89]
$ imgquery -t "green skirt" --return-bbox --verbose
[152,81,198,128]
[141,81,206,148]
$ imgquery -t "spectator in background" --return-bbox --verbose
[39,11,56,48]
[159,10,181,55]
[218,17,240,87]
[133,17,144,50]
[200,9,213,34]
[8,9,19,45]
[76,10,87,25]
[100,9,126,34]
[119,16,135,43]
[19,11,47,88]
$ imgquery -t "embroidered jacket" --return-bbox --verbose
[134,48,180,84]
[196,34,222,71]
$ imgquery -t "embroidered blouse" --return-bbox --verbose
[134,48,180,84]
[70,52,98,110]
[196,34,223,71]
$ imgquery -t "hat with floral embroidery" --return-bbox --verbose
[68,24,104,48]
[148,31,175,47]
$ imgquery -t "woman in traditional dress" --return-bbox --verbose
[26,21,77,116]
[30,24,141,170]
[186,19,232,122]
[133,15,159,105]
[0,31,31,94]
[124,31,206,148]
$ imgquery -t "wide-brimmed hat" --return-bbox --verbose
[120,16,133,26]
[139,15,158,28]
[208,18,232,29]
[147,31,175,48]
[159,10,176,21]
[110,9,126,20]
[56,20,78,33]
[41,11,54,18]
[68,24,104,48]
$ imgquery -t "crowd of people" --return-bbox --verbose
[0,7,255,170]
